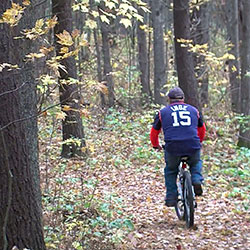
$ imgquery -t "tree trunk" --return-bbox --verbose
[0,1,46,249]
[100,18,115,107]
[151,0,167,105]
[238,0,250,148]
[164,0,172,86]
[94,28,106,105]
[223,0,241,113]
[173,0,201,110]
[137,2,151,104]
[52,0,86,158]
[192,2,210,107]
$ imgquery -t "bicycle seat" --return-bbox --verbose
[180,156,189,161]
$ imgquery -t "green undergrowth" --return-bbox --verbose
[203,110,250,212]
[39,106,250,249]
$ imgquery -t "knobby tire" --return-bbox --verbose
[183,171,194,228]
[175,174,185,221]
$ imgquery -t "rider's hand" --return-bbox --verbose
[153,145,162,151]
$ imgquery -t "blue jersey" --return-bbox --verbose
[153,102,203,156]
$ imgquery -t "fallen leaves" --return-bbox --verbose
[39,108,250,249]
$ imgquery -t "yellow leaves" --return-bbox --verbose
[71,29,80,39]
[81,146,88,153]
[0,63,19,72]
[113,62,118,69]
[100,15,110,24]
[120,18,132,28]
[25,46,54,61]
[26,52,45,60]
[218,53,236,61]
[22,16,58,40]
[95,82,109,95]
[85,19,97,29]
[133,13,144,22]
[120,3,130,13]
[45,16,58,29]
[79,33,88,47]
[62,105,76,112]
[56,111,67,120]
[91,10,99,18]
[177,38,193,48]
[56,30,88,53]
[80,109,90,118]
[61,105,80,116]
[46,57,67,77]
[60,47,69,54]
[22,0,31,6]
[35,19,44,32]
[39,46,54,56]
[56,30,74,46]
[0,3,25,26]
[39,74,57,86]
[231,65,237,72]
[146,196,152,203]
[105,1,116,9]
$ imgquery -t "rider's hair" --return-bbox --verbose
[169,98,184,103]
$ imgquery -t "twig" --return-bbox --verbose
[0,87,78,132]
[0,82,27,98]
[238,134,250,142]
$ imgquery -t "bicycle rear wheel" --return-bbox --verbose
[183,171,194,228]
[175,175,185,221]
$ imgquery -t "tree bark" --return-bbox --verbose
[151,0,167,105]
[100,18,115,107]
[223,0,241,113]
[0,1,46,249]
[52,0,86,158]
[173,0,201,110]
[137,2,151,104]
[192,2,210,107]
[238,0,250,148]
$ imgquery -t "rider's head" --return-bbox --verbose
[167,87,184,103]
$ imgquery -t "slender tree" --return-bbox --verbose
[151,0,167,105]
[0,1,46,249]
[52,0,86,158]
[192,1,210,107]
[223,0,241,113]
[137,1,151,104]
[99,8,115,107]
[173,0,201,110]
[238,0,250,148]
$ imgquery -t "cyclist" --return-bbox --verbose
[150,87,206,207]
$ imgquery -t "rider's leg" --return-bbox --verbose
[187,149,204,195]
[164,151,180,206]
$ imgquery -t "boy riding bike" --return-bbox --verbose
[150,87,206,207]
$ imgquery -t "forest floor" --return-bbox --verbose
[39,107,250,250]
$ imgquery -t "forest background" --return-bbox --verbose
[0,0,249,249]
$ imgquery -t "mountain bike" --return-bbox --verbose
[175,156,196,228]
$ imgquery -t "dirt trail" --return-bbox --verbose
[97,164,250,250]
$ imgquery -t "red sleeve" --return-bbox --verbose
[197,123,206,142]
[150,127,161,147]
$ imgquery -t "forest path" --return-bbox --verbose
[96,160,250,249]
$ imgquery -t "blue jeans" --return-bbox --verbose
[164,150,204,199]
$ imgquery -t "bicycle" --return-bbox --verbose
[175,156,196,228]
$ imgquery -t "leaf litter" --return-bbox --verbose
[39,108,250,249]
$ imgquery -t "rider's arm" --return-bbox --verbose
[198,123,206,142]
[197,113,206,142]
[150,112,162,148]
